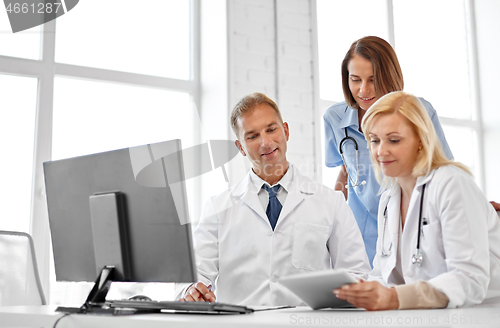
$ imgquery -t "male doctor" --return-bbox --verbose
[180,92,370,306]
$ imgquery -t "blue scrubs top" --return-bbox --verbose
[323,98,453,267]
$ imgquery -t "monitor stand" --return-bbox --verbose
[56,265,121,314]
[56,192,131,314]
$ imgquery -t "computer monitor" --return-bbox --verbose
[44,139,197,292]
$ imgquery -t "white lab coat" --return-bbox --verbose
[370,165,500,308]
[193,164,371,306]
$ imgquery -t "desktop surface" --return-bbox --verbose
[1,301,499,328]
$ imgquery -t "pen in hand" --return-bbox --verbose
[203,284,216,302]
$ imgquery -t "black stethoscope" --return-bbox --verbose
[338,107,367,189]
[380,184,427,268]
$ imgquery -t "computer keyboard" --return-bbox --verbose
[105,299,254,314]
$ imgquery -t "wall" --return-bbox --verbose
[225,0,320,183]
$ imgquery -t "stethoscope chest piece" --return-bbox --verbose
[411,250,423,268]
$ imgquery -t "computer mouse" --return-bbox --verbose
[128,295,153,301]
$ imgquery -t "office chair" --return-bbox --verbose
[0,230,46,306]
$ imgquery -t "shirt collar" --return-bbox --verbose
[249,163,293,193]
[339,105,359,130]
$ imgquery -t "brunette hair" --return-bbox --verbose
[342,36,404,109]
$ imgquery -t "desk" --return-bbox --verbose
[1,302,499,328]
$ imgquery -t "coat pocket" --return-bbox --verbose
[291,222,330,271]
[420,221,446,276]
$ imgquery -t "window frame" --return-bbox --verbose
[0,0,201,298]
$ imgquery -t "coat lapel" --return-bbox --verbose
[381,184,400,282]
[234,172,268,223]
[276,166,307,226]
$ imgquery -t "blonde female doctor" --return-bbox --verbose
[334,91,500,310]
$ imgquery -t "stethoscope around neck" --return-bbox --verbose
[338,106,367,189]
[380,184,427,268]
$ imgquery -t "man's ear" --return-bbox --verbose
[283,122,290,141]
[235,140,246,156]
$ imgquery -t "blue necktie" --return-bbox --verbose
[262,184,282,231]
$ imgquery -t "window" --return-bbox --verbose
[55,0,190,79]
[391,0,481,180]
[0,75,38,233]
[52,77,194,160]
[315,0,483,189]
[0,8,41,59]
[0,0,200,303]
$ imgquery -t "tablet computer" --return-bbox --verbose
[279,269,358,309]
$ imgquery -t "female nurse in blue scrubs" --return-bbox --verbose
[323,36,453,266]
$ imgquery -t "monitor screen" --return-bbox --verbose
[44,139,197,284]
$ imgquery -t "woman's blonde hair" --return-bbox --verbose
[361,91,470,188]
